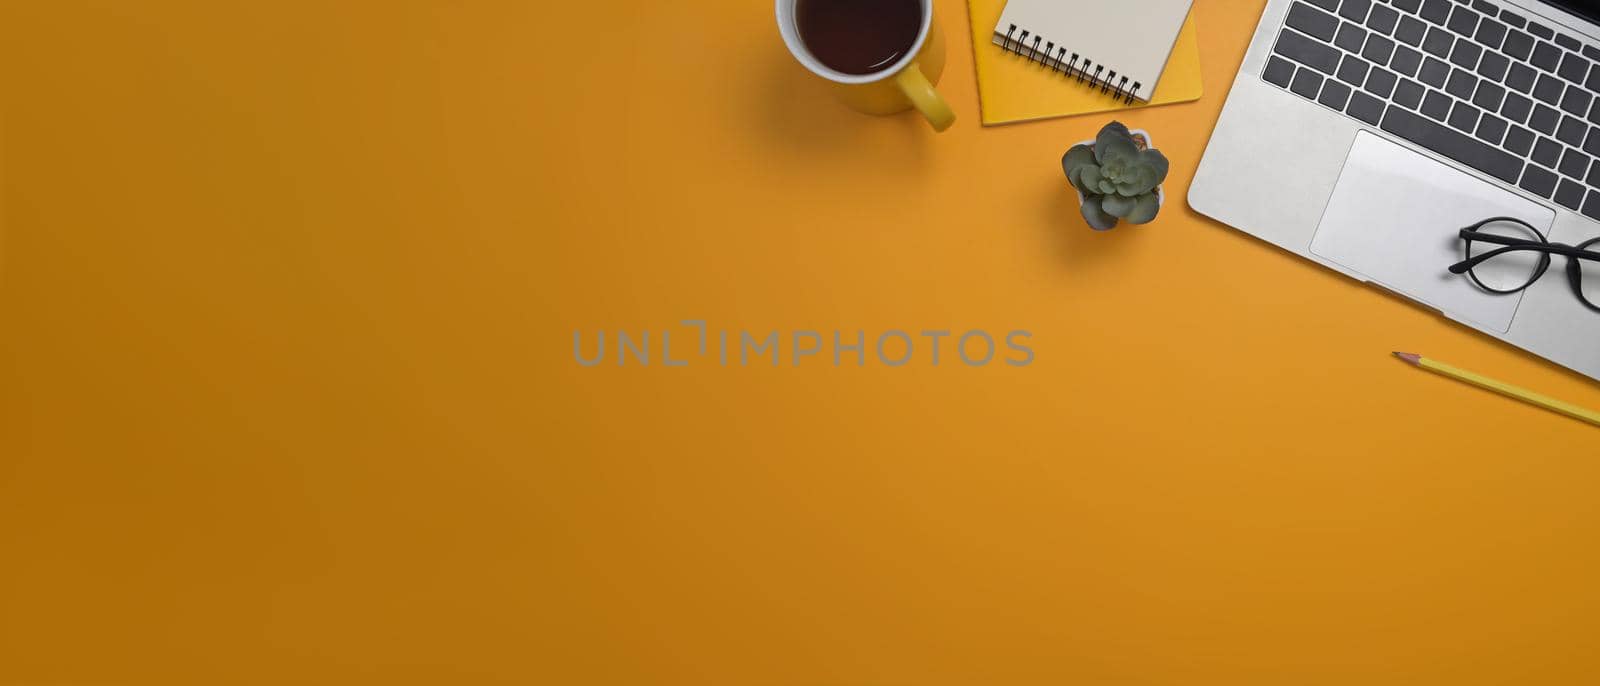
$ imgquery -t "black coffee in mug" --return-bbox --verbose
[795,0,922,75]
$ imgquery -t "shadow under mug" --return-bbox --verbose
[775,0,955,132]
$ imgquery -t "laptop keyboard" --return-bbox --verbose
[1263,0,1600,220]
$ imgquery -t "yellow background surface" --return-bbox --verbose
[4,1,1600,683]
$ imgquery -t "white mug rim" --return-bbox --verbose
[774,0,932,85]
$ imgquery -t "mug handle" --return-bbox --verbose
[894,63,954,132]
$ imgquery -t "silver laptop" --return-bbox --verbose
[1192,0,1600,380]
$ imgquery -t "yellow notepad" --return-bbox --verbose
[967,0,1204,125]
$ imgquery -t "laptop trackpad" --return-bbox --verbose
[1309,132,1554,333]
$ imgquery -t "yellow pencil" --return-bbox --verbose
[1394,352,1600,428]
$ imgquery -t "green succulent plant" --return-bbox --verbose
[1061,121,1169,230]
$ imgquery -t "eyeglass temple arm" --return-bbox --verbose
[1450,245,1520,274]
[1449,243,1600,274]
[1457,229,1543,247]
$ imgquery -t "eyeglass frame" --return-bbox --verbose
[1446,216,1600,313]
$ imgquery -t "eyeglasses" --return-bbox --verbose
[1448,217,1600,313]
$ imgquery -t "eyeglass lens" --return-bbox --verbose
[1579,239,1600,307]
[1466,219,1548,293]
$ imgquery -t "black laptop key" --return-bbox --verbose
[1476,113,1509,143]
[1474,18,1508,48]
[1532,136,1562,166]
[1449,101,1482,132]
[1422,89,1453,119]
[1364,35,1396,64]
[1587,45,1600,62]
[1555,33,1582,52]
[1320,79,1354,109]
[1264,56,1298,88]
[1520,165,1558,197]
[1473,81,1505,110]
[1556,178,1585,209]
[1506,63,1536,93]
[1590,159,1600,186]
[1562,87,1592,117]
[1561,147,1591,179]
[1501,92,1533,123]
[1336,22,1368,53]
[1366,68,1399,98]
[1339,55,1372,86]
[1559,52,1591,84]
[1276,29,1342,73]
[1532,41,1562,71]
[1367,5,1399,34]
[1527,22,1554,41]
[1396,16,1427,46]
[1347,90,1386,124]
[1394,78,1426,108]
[1477,52,1509,81]
[1504,125,1536,155]
[1560,114,1587,146]
[1291,67,1325,98]
[1534,73,1565,105]
[1419,56,1450,86]
[1472,0,1498,14]
[1559,114,1587,147]
[1393,0,1421,12]
[1340,0,1371,22]
[1381,105,1524,183]
[1530,104,1560,134]
[1420,0,1451,25]
[1586,126,1600,156]
[1307,0,1340,10]
[1449,40,1481,69]
[1423,27,1454,57]
[1391,46,1424,76]
[1582,190,1600,221]
[1447,5,1478,36]
[1502,30,1535,60]
[1446,67,1478,99]
[1587,66,1600,92]
[1287,2,1341,41]
[1568,146,1593,180]
[1590,99,1600,126]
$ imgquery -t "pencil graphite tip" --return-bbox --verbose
[1393,352,1422,365]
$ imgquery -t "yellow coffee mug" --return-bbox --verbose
[775,0,955,132]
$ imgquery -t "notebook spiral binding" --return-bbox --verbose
[998,23,1140,104]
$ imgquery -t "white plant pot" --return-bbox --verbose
[1072,128,1164,224]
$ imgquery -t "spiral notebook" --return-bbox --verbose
[967,0,1203,125]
